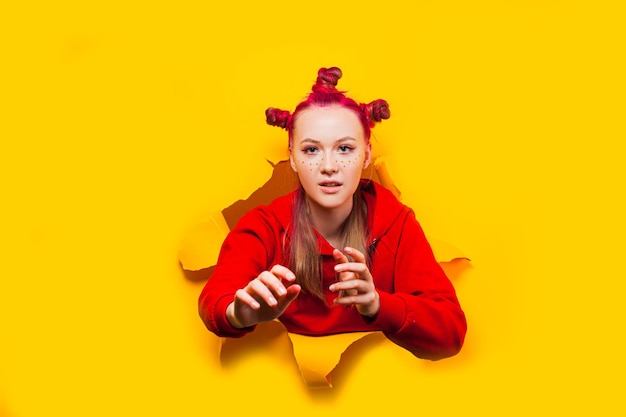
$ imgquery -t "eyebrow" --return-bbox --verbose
[299,136,357,144]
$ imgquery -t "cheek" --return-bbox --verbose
[295,155,325,172]
[338,152,364,168]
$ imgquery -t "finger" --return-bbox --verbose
[344,247,366,264]
[274,284,301,312]
[282,284,301,304]
[248,279,278,307]
[269,264,297,283]
[333,248,349,264]
[333,249,356,293]
[329,279,369,293]
[235,288,261,310]
[333,291,378,306]
[334,262,369,275]
[257,271,287,297]
[333,249,356,287]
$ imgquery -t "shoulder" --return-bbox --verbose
[234,190,295,234]
[219,191,296,264]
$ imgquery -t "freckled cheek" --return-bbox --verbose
[337,153,364,168]
[295,155,324,172]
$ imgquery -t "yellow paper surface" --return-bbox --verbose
[178,211,231,271]
[2,1,625,416]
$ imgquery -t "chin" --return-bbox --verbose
[311,196,352,211]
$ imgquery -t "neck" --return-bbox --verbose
[306,197,353,247]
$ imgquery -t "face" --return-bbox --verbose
[290,105,371,216]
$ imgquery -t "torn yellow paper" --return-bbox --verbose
[179,211,230,271]
[288,331,377,388]
[428,236,470,264]
[372,156,401,200]
[181,156,470,389]
[217,320,376,388]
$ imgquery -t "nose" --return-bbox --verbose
[320,157,339,175]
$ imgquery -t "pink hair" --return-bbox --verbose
[265,67,390,143]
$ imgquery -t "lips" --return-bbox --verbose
[319,181,343,193]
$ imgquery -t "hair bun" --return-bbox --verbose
[312,67,342,93]
[363,99,391,127]
[265,107,291,129]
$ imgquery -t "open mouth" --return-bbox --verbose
[319,181,343,193]
[319,181,342,187]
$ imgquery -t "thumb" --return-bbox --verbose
[285,284,301,300]
[278,284,301,309]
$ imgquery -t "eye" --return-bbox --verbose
[302,146,319,155]
[338,145,354,153]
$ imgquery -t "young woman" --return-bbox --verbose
[198,67,466,360]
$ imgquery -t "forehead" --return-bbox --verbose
[292,105,364,141]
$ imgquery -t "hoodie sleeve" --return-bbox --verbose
[197,209,276,338]
[368,210,467,360]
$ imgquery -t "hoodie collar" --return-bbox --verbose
[270,180,405,253]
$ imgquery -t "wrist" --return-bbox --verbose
[360,292,381,319]
[226,302,245,329]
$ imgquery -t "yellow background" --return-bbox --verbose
[1,1,624,415]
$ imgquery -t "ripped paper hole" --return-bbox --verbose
[181,157,469,387]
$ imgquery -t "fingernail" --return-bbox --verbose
[288,273,295,280]
[269,297,277,305]
[278,287,286,296]
[252,301,260,309]
[329,284,335,291]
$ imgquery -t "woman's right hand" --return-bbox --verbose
[226,265,301,328]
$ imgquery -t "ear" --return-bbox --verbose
[289,149,297,172]
[362,142,372,170]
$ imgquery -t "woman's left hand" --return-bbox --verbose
[330,247,380,318]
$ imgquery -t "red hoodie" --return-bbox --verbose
[199,180,466,360]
